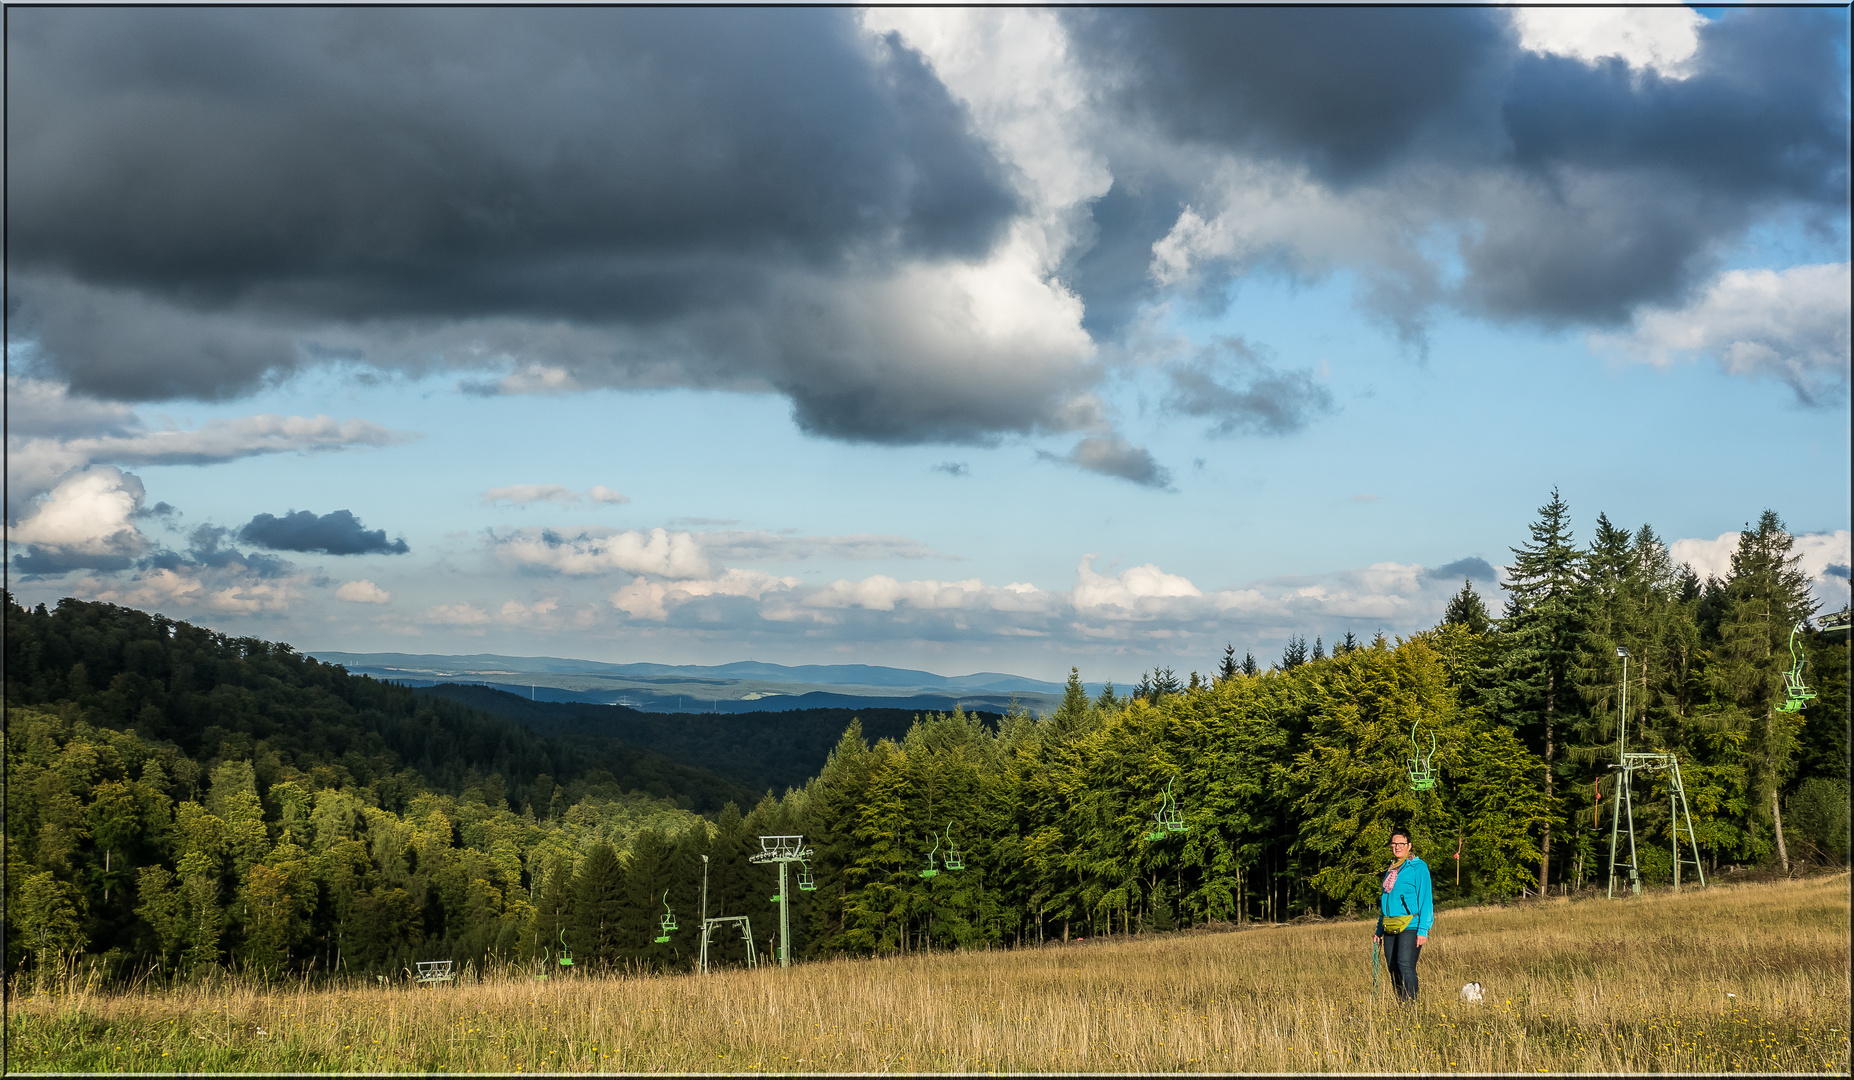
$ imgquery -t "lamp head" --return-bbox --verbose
[1616,647,1629,658]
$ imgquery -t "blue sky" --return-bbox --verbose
[7,7,1849,683]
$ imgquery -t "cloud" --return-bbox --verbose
[239,510,410,556]
[482,484,631,507]
[1512,7,1703,77]
[1162,337,1335,437]
[77,554,307,616]
[1427,557,1497,582]
[932,462,971,477]
[7,466,151,573]
[696,531,951,564]
[4,376,415,520]
[492,527,712,579]
[143,524,297,579]
[1039,436,1172,489]
[424,603,492,626]
[1591,263,1850,405]
[1073,556,1202,613]
[482,485,580,508]
[336,579,394,604]
[800,576,1048,614]
[6,9,1137,450]
[612,569,799,620]
[8,7,1842,470]
[1060,7,1847,334]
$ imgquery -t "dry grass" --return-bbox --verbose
[8,873,1848,1073]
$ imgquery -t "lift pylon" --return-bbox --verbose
[749,835,812,967]
[1605,647,1705,896]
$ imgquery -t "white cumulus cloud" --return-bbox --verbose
[335,579,394,604]
[492,527,711,578]
[612,569,799,620]
[6,466,152,565]
[1072,556,1203,613]
[1511,6,1703,78]
[1592,263,1851,405]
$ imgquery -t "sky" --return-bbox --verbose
[6,6,1850,684]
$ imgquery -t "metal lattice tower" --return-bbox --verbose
[1606,648,1706,897]
[749,835,812,967]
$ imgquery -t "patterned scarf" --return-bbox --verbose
[1383,858,1404,893]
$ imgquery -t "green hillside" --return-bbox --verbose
[415,682,993,794]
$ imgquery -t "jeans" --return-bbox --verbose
[1383,927,1422,1001]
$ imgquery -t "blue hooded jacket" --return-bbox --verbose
[1376,855,1434,936]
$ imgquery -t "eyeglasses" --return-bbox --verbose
[1389,841,1410,848]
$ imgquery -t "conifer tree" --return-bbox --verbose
[1241,652,1260,677]
[571,842,626,969]
[1496,487,1586,893]
[1442,579,1492,635]
[1218,645,1239,683]
[1711,511,1818,870]
[1311,637,1326,661]
[1280,635,1308,669]
[1052,668,1092,736]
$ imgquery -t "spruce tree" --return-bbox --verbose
[1495,487,1586,893]
[1218,644,1239,683]
[1311,636,1326,661]
[1280,635,1308,669]
[571,842,626,969]
[1711,511,1818,869]
[1241,652,1260,677]
[1442,579,1492,635]
[1052,667,1091,736]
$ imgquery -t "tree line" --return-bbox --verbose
[4,493,1846,986]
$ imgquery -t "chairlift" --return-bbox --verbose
[1777,622,1816,714]
[1408,722,1438,791]
[655,890,678,944]
[557,928,574,967]
[797,860,817,892]
[942,824,965,871]
[1147,777,1186,841]
[920,830,941,878]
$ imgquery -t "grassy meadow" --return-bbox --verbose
[7,872,1848,1074]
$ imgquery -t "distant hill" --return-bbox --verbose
[415,683,1000,796]
[3,595,755,814]
[313,650,1106,714]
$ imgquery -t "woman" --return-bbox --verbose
[1373,829,1433,1001]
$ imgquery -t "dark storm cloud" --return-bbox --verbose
[1162,338,1334,438]
[140,525,297,578]
[6,7,1020,406]
[10,547,135,577]
[238,510,409,556]
[1427,557,1497,582]
[1066,8,1515,185]
[1063,7,1848,329]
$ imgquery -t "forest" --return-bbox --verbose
[4,493,1847,986]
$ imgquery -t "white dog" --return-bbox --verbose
[1460,982,1485,1003]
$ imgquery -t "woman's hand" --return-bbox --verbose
[1416,935,1428,946]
